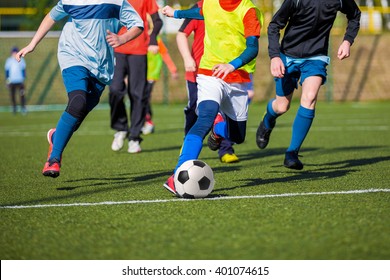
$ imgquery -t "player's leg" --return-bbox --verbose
[184,80,198,135]
[164,75,222,194]
[214,82,249,146]
[9,84,17,114]
[18,84,27,114]
[219,139,239,163]
[43,66,103,177]
[164,99,219,195]
[285,76,322,170]
[256,63,297,149]
[144,81,154,118]
[177,100,219,172]
[127,54,147,153]
[141,80,155,135]
[284,59,327,170]
[109,53,129,151]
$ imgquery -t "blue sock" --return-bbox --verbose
[174,134,203,173]
[49,111,78,162]
[287,106,315,152]
[173,100,219,173]
[263,98,278,129]
[214,121,227,139]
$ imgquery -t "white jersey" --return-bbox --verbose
[50,0,143,84]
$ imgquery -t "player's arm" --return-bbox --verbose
[177,31,196,73]
[229,36,259,70]
[337,0,361,60]
[162,5,203,20]
[267,0,294,59]
[16,13,56,61]
[159,39,178,77]
[176,3,199,73]
[5,62,9,80]
[267,0,293,78]
[110,1,144,48]
[148,12,163,54]
[106,27,143,48]
[341,0,361,46]
[5,64,10,85]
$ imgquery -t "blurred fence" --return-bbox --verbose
[359,6,390,33]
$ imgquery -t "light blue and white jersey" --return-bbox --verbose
[50,0,143,84]
[5,57,26,84]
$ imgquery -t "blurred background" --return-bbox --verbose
[0,0,389,109]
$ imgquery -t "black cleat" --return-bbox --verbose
[284,151,303,170]
[207,132,222,151]
[256,121,272,149]
[207,113,224,151]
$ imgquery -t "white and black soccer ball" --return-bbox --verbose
[174,160,215,199]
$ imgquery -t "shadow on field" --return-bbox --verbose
[59,169,173,190]
[214,146,390,193]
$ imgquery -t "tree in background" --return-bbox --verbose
[23,0,64,30]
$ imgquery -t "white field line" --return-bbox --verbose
[1,188,389,209]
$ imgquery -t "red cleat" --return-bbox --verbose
[163,174,177,196]
[42,160,61,178]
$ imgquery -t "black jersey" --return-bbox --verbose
[268,0,361,59]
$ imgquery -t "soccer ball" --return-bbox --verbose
[174,160,215,199]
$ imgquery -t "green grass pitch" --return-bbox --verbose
[0,101,389,260]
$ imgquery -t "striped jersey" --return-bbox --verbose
[50,0,143,84]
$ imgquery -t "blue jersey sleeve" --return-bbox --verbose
[229,36,259,70]
[174,8,204,20]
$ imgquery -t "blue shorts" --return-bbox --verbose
[275,54,328,96]
[62,66,105,96]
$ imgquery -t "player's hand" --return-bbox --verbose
[270,57,285,78]
[171,72,179,80]
[212,63,235,80]
[337,40,351,60]
[161,6,175,17]
[106,30,123,48]
[16,45,34,62]
[184,57,197,72]
[148,45,159,54]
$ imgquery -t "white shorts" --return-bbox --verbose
[196,74,248,122]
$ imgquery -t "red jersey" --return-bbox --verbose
[178,1,205,83]
[115,0,159,55]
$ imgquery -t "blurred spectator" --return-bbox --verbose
[5,47,27,115]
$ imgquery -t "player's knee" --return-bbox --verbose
[65,90,88,120]
[276,102,290,114]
